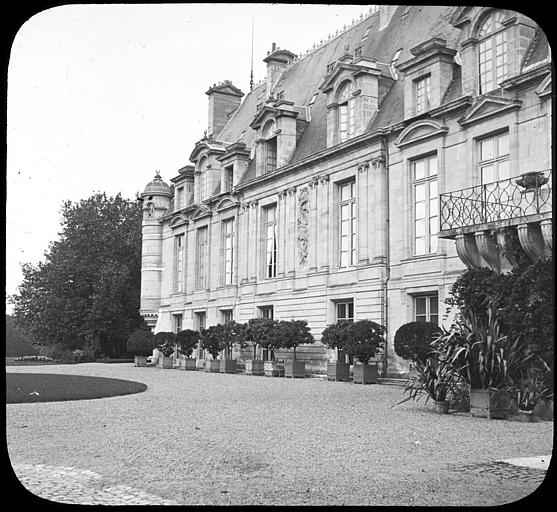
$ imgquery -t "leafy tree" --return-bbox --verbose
[10,193,143,357]
[271,320,314,361]
[200,325,225,359]
[243,318,277,359]
[176,329,200,358]
[320,320,351,357]
[347,320,385,364]
[5,315,38,357]
[218,321,247,359]
[155,332,177,357]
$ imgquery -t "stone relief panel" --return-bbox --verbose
[297,187,310,265]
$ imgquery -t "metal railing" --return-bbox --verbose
[439,170,552,232]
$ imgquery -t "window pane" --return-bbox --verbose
[498,160,510,181]
[415,219,426,237]
[415,183,425,202]
[430,314,439,326]
[429,296,438,314]
[428,157,438,176]
[430,234,438,253]
[414,160,425,180]
[415,201,425,219]
[337,303,346,319]
[348,302,354,319]
[415,237,426,255]
[481,165,495,184]
[480,139,494,161]
[497,133,509,157]
[429,197,438,217]
[429,179,437,197]
[415,297,426,316]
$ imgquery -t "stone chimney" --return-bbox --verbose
[205,80,244,138]
[263,43,297,97]
[379,4,398,31]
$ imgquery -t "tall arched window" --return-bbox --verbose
[198,156,209,201]
[262,120,277,173]
[337,81,354,142]
[477,10,509,94]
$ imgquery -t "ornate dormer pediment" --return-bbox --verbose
[536,74,552,100]
[250,104,278,131]
[458,95,522,127]
[318,60,380,93]
[189,139,226,163]
[169,214,188,228]
[215,195,240,212]
[189,204,212,221]
[394,119,449,148]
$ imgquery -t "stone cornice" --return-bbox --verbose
[499,62,552,91]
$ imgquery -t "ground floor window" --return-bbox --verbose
[414,294,439,324]
[335,299,354,363]
[172,314,183,334]
[258,306,274,361]
[195,311,206,358]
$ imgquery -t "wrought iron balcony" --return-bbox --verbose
[439,170,552,238]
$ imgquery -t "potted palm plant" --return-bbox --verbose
[200,325,222,372]
[273,319,314,378]
[127,329,155,367]
[348,320,384,384]
[321,321,351,381]
[507,367,552,422]
[155,332,177,369]
[438,308,531,419]
[219,321,246,374]
[176,329,200,370]
[244,318,275,376]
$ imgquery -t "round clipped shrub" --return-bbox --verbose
[176,329,200,358]
[127,329,155,357]
[393,321,442,364]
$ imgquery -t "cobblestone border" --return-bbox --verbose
[449,460,547,485]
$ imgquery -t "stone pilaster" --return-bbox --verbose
[318,175,330,270]
[248,200,258,281]
[277,190,287,277]
[285,187,297,275]
[357,161,370,265]
[239,202,249,283]
[308,178,319,271]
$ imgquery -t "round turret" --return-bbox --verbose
[141,171,173,200]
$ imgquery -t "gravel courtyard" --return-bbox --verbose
[6,363,553,506]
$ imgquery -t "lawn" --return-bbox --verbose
[6,373,147,403]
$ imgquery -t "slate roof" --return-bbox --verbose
[198,5,549,188]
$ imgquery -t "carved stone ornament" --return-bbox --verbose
[297,187,310,265]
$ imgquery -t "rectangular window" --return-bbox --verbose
[197,227,208,289]
[339,181,356,267]
[174,234,184,293]
[264,205,277,278]
[258,305,274,319]
[173,313,183,334]
[335,300,354,323]
[415,74,431,114]
[175,186,184,210]
[195,311,206,359]
[222,218,234,285]
[414,294,439,325]
[221,309,233,324]
[413,154,438,255]
[479,131,510,184]
[224,166,234,192]
[479,32,507,93]
[265,138,277,173]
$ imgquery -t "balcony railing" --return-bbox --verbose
[439,170,552,236]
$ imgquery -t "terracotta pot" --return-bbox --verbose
[285,360,306,378]
[246,359,265,376]
[220,359,237,374]
[327,361,350,381]
[134,355,147,367]
[353,363,378,384]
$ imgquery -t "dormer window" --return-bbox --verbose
[224,165,233,192]
[175,186,184,210]
[478,10,509,94]
[337,81,355,143]
[262,120,277,173]
[198,156,209,201]
[414,74,431,114]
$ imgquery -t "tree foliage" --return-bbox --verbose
[126,329,155,357]
[176,329,200,358]
[271,320,314,360]
[10,193,143,357]
[346,320,385,364]
[5,315,38,357]
[393,321,442,364]
[243,318,277,355]
[320,321,351,351]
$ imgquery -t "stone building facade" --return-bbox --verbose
[139,5,552,375]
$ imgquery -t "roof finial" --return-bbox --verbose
[249,16,254,91]
[154,170,161,179]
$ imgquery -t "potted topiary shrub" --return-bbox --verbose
[219,321,247,374]
[348,320,385,384]
[176,329,200,370]
[393,321,442,372]
[155,331,177,369]
[321,321,351,382]
[244,318,276,376]
[200,325,222,372]
[273,320,314,378]
[127,329,155,367]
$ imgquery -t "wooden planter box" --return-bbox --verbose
[264,361,284,377]
[353,363,378,384]
[159,356,174,369]
[470,388,511,419]
[134,355,147,367]
[327,361,350,381]
[246,359,264,376]
[179,357,197,370]
[434,400,450,414]
[204,359,220,373]
[220,359,237,374]
[285,361,306,378]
